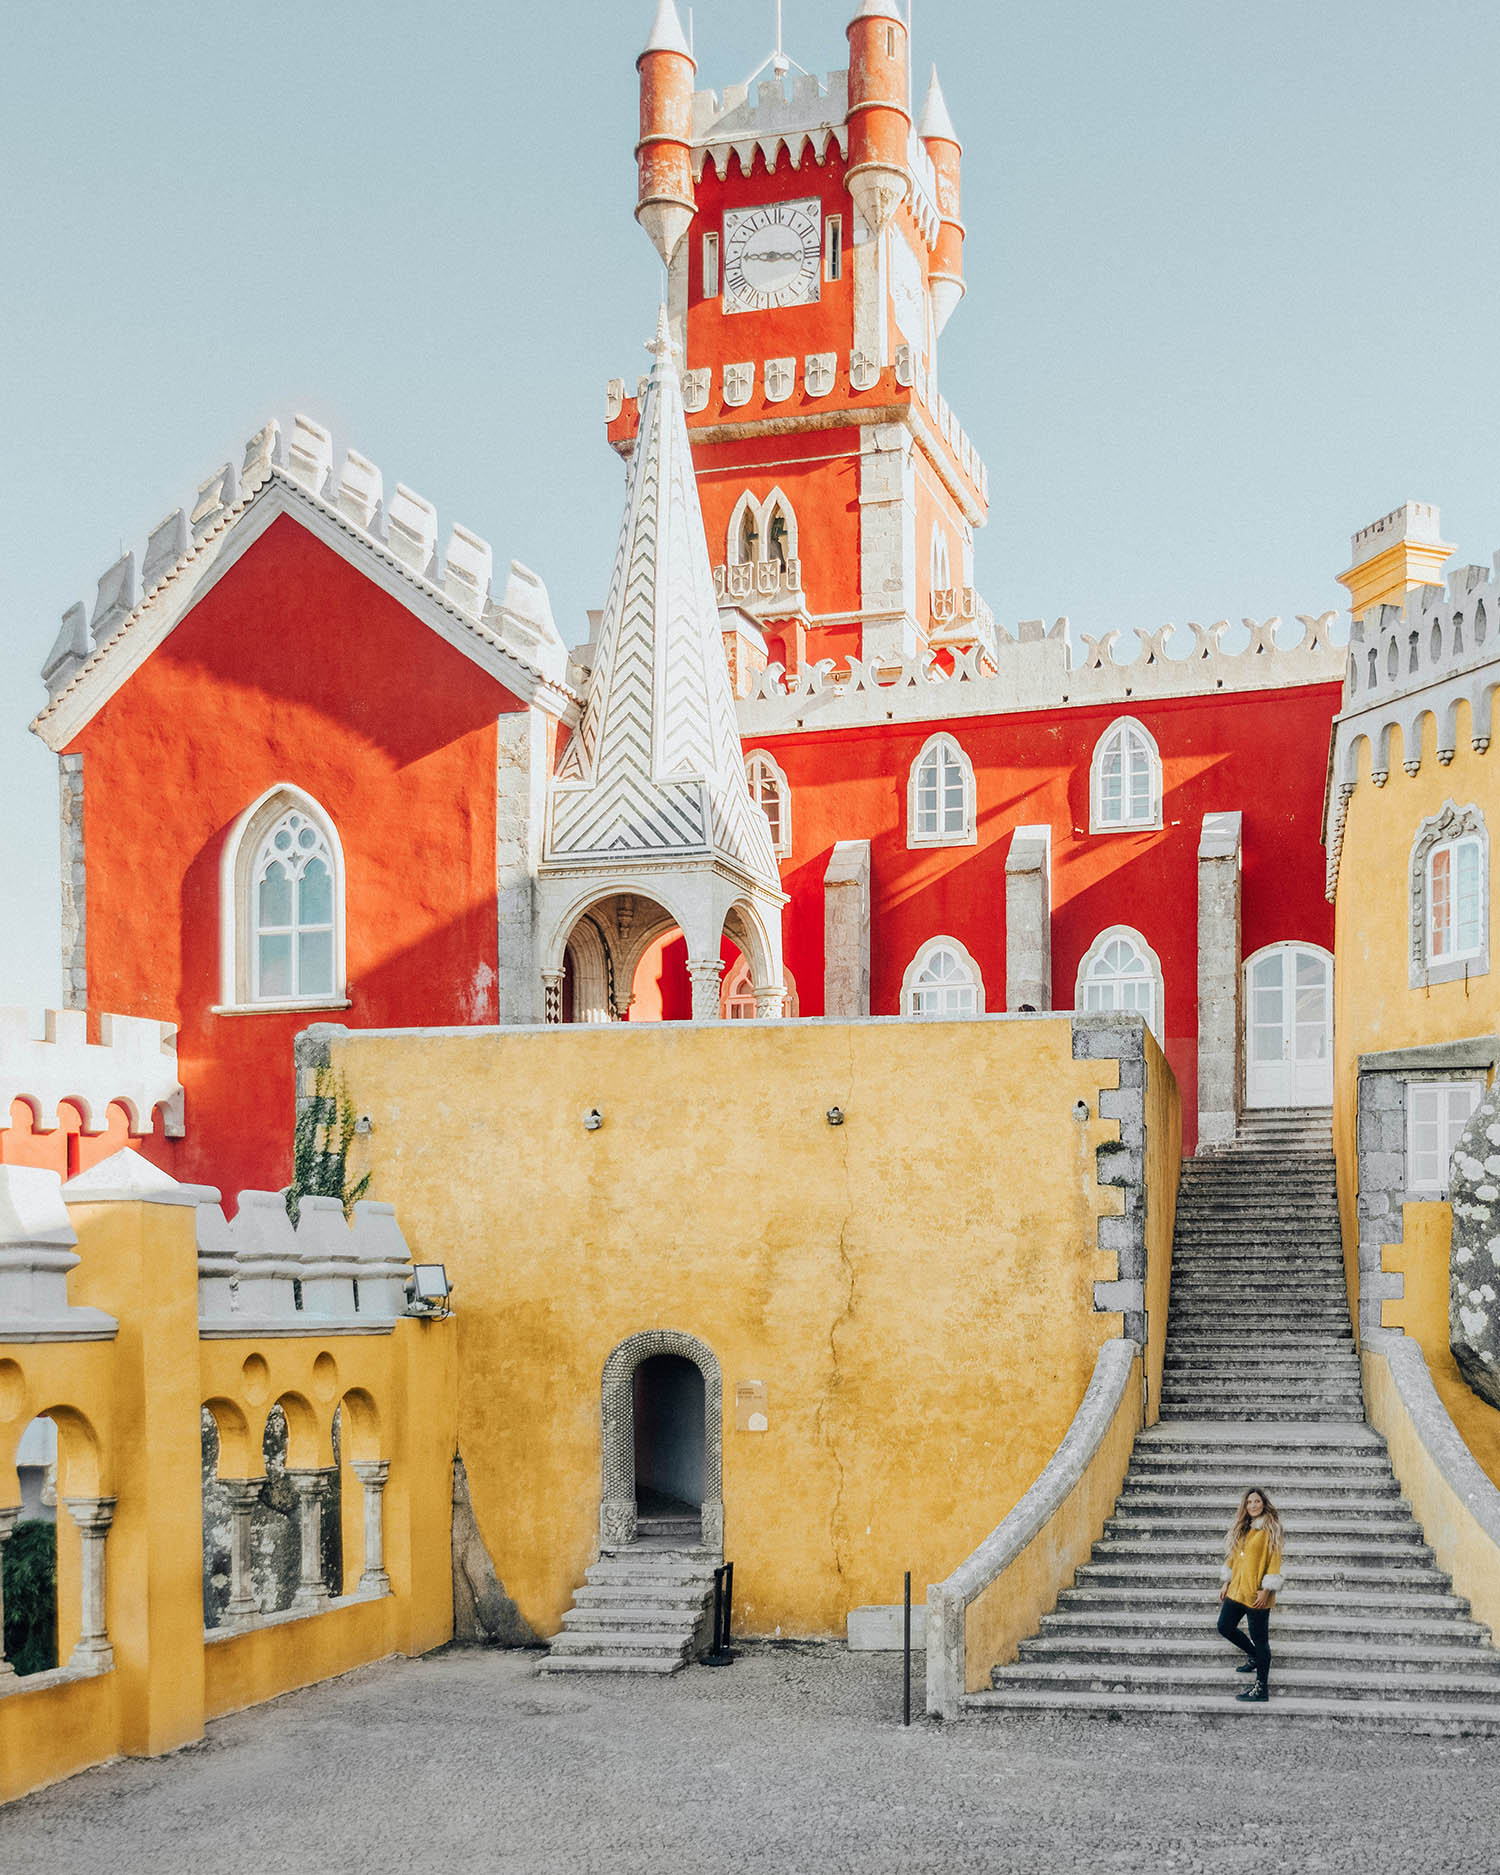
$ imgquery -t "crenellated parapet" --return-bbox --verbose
[689,70,851,179]
[737,610,1347,735]
[1324,553,1500,898]
[197,1190,415,1336]
[0,1008,184,1139]
[32,415,576,752]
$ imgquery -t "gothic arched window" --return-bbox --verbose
[744,750,792,858]
[908,734,976,848]
[901,938,985,1016]
[1075,926,1163,1040]
[1090,717,1161,831]
[220,786,347,1010]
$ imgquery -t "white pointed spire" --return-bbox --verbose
[543,314,779,892]
[918,66,960,145]
[642,0,693,60]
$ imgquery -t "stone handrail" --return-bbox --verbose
[925,1337,1142,1719]
[1361,1327,1500,1641]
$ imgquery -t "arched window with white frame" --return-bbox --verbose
[1410,802,1490,987]
[220,785,348,1011]
[727,488,799,568]
[744,749,792,858]
[720,956,799,1019]
[908,733,976,848]
[1075,926,1163,1040]
[901,937,985,1017]
[1090,717,1161,831]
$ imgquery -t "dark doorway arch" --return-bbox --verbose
[600,1330,722,1553]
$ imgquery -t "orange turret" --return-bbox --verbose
[636,0,697,266]
[918,66,964,334]
[845,0,910,237]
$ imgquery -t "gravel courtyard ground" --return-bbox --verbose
[3,1643,1497,1874]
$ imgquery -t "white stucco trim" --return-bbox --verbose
[1074,925,1164,1042]
[1089,716,1162,834]
[906,732,977,849]
[900,934,986,1016]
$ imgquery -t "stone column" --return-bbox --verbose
[541,970,563,1025]
[64,1496,116,1670]
[753,983,786,1019]
[351,1460,391,1595]
[823,840,871,1018]
[222,1480,262,1627]
[0,1506,17,1676]
[1005,825,1052,1011]
[1197,811,1243,1149]
[286,1470,331,1612]
[687,958,724,1021]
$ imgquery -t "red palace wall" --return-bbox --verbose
[748,681,1342,1154]
[69,514,524,1203]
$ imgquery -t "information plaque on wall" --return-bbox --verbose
[735,1380,769,1432]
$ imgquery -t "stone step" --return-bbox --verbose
[1042,1606,1488,1645]
[537,1654,685,1676]
[987,1660,1500,1707]
[1103,1511,1425,1543]
[560,1604,702,1631]
[1155,1408,1366,1424]
[1162,1355,1361,1374]
[1060,1579,1472,1615]
[965,1687,1500,1734]
[585,1558,717,1586]
[1130,1445,1390,1469]
[1016,1636,1500,1676]
[1077,1557,1450,1593]
[1134,1420,1385,1447]
[547,1627,695,1656]
[1090,1532,1433,1565]
[572,1582,709,1609]
[1117,1488,1403,1516]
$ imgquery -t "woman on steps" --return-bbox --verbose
[1217,1486,1285,1703]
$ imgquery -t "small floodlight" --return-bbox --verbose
[405,1264,453,1318]
[583,1108,604,1131]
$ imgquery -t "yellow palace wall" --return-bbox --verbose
[0,1191,457,1805]
[1332,709,1500,1478]
[333,1014,1179,1641]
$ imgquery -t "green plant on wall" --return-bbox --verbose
[286,1063,371,1225]
[2,1521,58,1677]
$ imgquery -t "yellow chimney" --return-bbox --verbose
[1338,502,1453,620]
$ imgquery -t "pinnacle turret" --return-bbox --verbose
[918,66,959,146]
[640,0,692,63]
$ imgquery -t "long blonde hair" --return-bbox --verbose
[1225,1486,1284,1559]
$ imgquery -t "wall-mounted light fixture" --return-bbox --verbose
[405,1264,453,1318]
[1072,1099,1090,1122]
[583,1108,604,1131]
[353,1114,374,1136]
[826,1106,845,1127]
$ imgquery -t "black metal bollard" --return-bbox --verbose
[704,1561,735,1667]
[903,1570,912,1726]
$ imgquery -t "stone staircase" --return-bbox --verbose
[978,1107,1500,1729]
[540,1512,717,1676]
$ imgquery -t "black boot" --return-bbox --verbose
[1236,1678,1269,1703]
[1235,1660,1256,1673]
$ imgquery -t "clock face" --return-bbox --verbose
[722,198,822,313]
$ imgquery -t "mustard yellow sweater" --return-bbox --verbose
[1220,1518,1285,1606]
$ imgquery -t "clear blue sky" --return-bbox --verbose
[3,0,1497,1010]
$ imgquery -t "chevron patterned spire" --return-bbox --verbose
[545,313,779,889]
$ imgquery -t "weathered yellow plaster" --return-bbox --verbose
[333,1016,1174,1640]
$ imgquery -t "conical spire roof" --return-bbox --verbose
[641,0,692,60]
[918,66,959,145]
[546,312,778,889]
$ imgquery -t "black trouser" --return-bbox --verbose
[1217,1597,1271,1685]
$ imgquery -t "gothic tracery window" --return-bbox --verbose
[222,787,346,1009]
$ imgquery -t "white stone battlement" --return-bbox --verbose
[689,70,850,180]
[39,415,572,706]
[197,1191,415,1335]
[737,611,1347,734]
[607,349,988,502]
[1324,551,1500,900]
[0,1008,184,1138]
[1347,500,1447,566]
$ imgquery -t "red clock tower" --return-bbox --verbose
[612,0,990,683]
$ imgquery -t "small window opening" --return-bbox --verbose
[703,232,720,300]
[737,508,758,563]
[767,509,789,566]
[824,216,843,282]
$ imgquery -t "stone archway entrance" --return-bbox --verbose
[600,1330,723,1553]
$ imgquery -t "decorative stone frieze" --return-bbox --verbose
[0,1007,183,1141]
[723,362,754,407]
[805,352,836,396]
[764,357,795,403]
